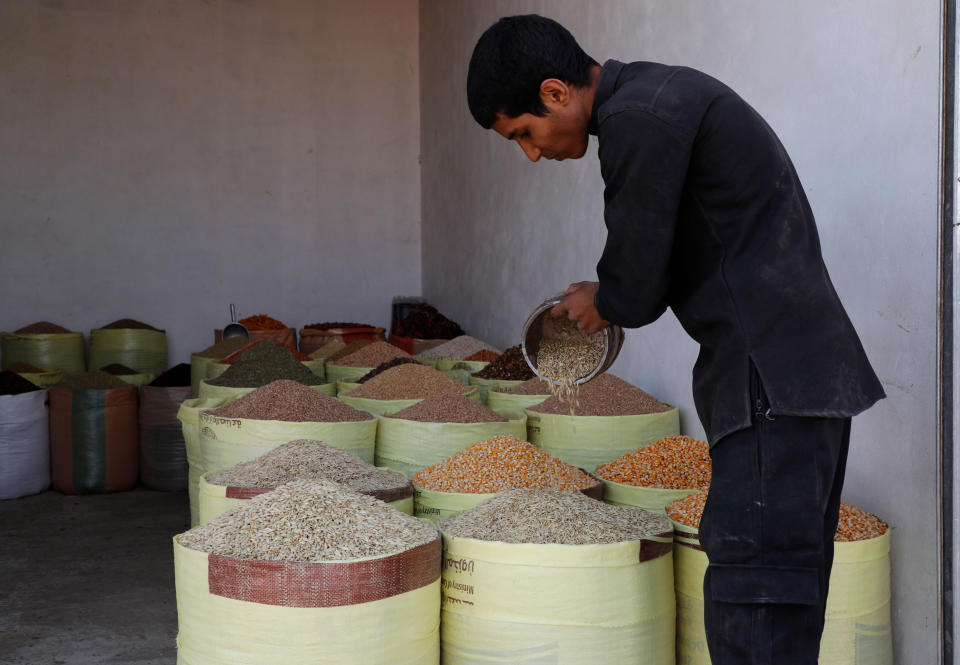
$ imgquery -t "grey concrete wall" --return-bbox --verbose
[420,1,941,662]
[0,0,421,362]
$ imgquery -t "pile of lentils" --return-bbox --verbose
[412,435,599,494]
[440,489,671,545]
[0,371,41,396]
[15,321,73,334]
[594,436,712,489]
[331,341,411,368]
[357,357,425,383]
[666,489,889,542]
[193,337,253,360]
[309,341,346,360]
[344,364,473,400]
[206,341,323,387]
[58,371,130,390]
[209,380,373,422]
[206,440,409,494]
[529,373,671,416]
[99,318,161,330]
[473,345,534,381]
[178,479,437,562]
[390,394,507,423]
[324,340,373,363]
[416,335,500,360]
[393,304,464,339]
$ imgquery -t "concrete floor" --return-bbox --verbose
[1,489,189,664]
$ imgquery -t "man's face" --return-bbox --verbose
[491,107,589,162]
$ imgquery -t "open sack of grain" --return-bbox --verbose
[189,338,253,399]
[486,376,552,415]
[198,340,333,401]
[174,479,441,664]
[0,371,49,499]
[199,380,377,476]
[439,490,675,664]
[325,341,413,384]
[178,396,232,527]
[468,345,533,403]
[339,363,480,416]
[138,365,192,492]
[666,490,893,665]
[198,440,414,524]
[374,394,526,477]
[88,318,167,377]
[411,435,602,522]
[2,321,85,378]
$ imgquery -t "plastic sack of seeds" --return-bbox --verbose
[178,397,233,527]
[486,389,549,416]
[14,368,65,389]
[139,385,191,491]
[89,328,167,377]
[198,412,377,474]
[197,379,336,402]
[375,413,527,477]
[413,481,602,524]
[525,406,680,471]
[339,388,482,417]
[2,332,86,378]
[440,530,676,664]
[325,363,374,385]
[468,376,523,404]
[0,390,50,500]
[197,472,414,524]
[602,480,699,513]
[669,518,893,665]
[49,385,139,494]
[206,359,325,382]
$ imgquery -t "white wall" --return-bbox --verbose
[0,0,421,363]
[420,1,941,662]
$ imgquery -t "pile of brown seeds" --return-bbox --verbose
[308,341,346,360]
[178,479,437,562]
[529,373,672,416]
[325,340,373,364]
[209,380,373,422]
[357,357,425,383]
[100,318,161,330]
[206,440,408,492]
[499,377,552,395]
[440,489,671,544]
[416,335,500,360]
[473,345,534,380]
[390,394,507,423]
[332,341,411,368]
[15,321,73,334]
[193,337,252,359]
[344,364,472,400]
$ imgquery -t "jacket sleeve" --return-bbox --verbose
[594,108,693,328]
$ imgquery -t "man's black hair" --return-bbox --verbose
[467,14,598,129]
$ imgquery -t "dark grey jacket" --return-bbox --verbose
[590,59,885,443]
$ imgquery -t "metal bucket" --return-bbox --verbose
[520,293,624,385]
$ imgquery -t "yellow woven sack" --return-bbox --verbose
[525,406,680,470]
[189,354,214,399]
[337,381,361,395]
[486,389,549,416]
[16,369,65,389]
[198,472,414,524]
[413,481,603,523]
[2,332,86,378]
[375,412,527,477]
[440,531,676,664]
[177,397,233,527]
[89,328,167,376]
[439,369,472,385]
[670,519,893,665]
[198,412,377,474]
[115,372,155,387]
[468,377,523,404]
[602,479,699,513]
[173,536,441,665]
[197,380,335,401]
[325,363,372,384]
[339,387,481,417]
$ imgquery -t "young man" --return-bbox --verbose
[467,14,885,665]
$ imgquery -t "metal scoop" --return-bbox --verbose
[221,304,250,340]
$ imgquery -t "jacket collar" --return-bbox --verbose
[588,59,625,135]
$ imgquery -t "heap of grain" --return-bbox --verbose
[416,335,497,360]
[175,479,441,664]
[594,436,711,512]
[411,435,602,521]
[199,439,414,523]
[200,340,327,401]
[375,394,526,476]
[666,489,892,665]
[340,363,479,416]
[467,345,534,402]
[308,341,346,360]
[207,340,324,383]
[524,373,680,470]
[189,337,253,398]
[326,341,412,385]
[534,315,605,390]
[199,380,377,476]
[357,357,425,382]
[439,490,675,663]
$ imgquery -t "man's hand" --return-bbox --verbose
[551,281,610,333]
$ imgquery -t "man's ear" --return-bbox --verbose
[539,78,570,107]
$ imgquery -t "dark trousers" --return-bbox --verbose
[699,379,851,665]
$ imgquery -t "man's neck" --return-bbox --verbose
[580,64,603,119]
